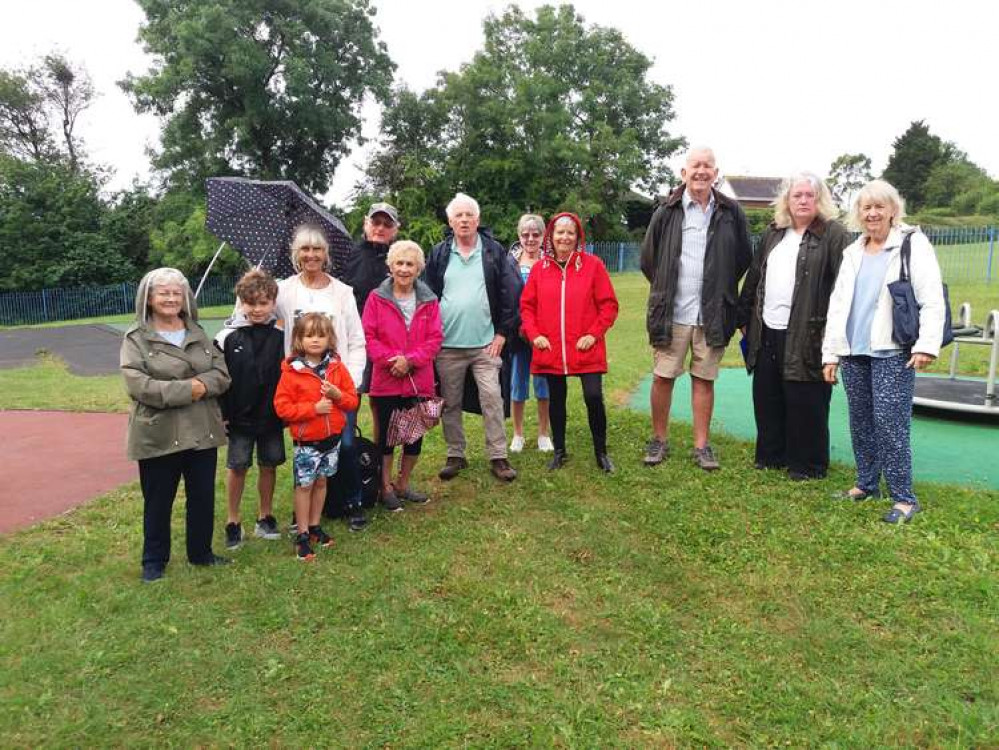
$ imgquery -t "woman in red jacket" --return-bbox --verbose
[520,213,619,472]
[362,240,444,510]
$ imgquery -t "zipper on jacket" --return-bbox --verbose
[559,260,569,375]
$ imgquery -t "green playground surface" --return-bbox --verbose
[629,368,998,491]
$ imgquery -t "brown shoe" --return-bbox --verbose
[438,456,468,481]
[490,458,517,482]
[692,445,720,471]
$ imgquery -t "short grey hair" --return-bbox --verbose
[772,171,838,228]
[385,240,426,273]
[446,192,480,219]
[517,214,545,235]
[289,223,330,272]
[848,179,906,233]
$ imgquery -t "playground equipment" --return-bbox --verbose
[913,303,999,419]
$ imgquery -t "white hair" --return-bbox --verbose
[446,192,480,219]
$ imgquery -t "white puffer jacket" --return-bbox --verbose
[822,226,945,363]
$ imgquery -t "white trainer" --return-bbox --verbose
[510,434,525,453]
[537,436,554,452]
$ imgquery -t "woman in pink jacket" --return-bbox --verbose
[520,212,619,472]
[361,241,444,510]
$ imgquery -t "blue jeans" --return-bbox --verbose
[510,348,549,402]
[840,354,916,503]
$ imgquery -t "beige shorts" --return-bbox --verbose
[652,324,724,381]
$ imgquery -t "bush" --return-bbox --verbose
[976,192,999,217]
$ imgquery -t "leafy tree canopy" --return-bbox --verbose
[122,0,395,195]
[882,120,952,211]
[826,153,872,210]
[362,4,684,242]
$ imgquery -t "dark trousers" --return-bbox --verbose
[370,395,423,456]
[752,326,831,477]
[138,448,217,567]
[338,409,362,511]
[546,373,607,455]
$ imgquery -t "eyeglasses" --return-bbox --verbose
[519,232,542,239]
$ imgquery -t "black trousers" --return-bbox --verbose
[370,395,423,456]
[752,326,831,477]
[546,373,607,455]
[138,448,217,567]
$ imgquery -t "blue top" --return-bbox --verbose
[439,235,494,348]
[846,250,895,357]
[157,328,186,347]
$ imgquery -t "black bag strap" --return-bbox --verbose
[898,231,913,283]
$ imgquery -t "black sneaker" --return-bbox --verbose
[308,525,334,549]
[142,563,165,583]
[295,532,315,561]
[224,522,242,549]
[254,515,281,540]
[396,486,429,505]
[382,490,404,513]
[348,512,368,532]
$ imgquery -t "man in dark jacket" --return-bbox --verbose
[639,147,752,471]
[343,202,400,318]
[424,192,522,483]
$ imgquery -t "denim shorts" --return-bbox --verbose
[226,429,286,470]
[510,349,550,402]
[292,441,340,487]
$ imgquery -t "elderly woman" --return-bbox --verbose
[120,268,232,582]
[275,224,368,531]
[822,179,946,523]
[520,212,619,472]
[362,240,444,511]
[736,172,850,480]
[508,214,553,453]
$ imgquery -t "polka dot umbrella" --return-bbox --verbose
[204,177,355,281]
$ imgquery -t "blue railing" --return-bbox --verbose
[0,275,238,327]
[590,225,998,283]
[2,226,995,326]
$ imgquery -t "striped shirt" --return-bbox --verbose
[673,191,715,326]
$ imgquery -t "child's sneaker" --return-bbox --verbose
[348,511,368,532]
[308,525,334,549]
[224,522,242,550]
[294,532,315,561]
[254,515,281,540]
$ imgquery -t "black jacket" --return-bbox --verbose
[640,186,752,348]
[736,218,849,381]
[424,227,523,340]
[216,322,285,434]
[343,238,391,316]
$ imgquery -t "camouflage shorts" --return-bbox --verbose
[292,440,340,487]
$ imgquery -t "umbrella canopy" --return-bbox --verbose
[205,177,355,279]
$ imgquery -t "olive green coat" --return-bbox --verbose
[120,278,230,461]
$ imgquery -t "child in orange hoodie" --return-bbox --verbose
[274,313,359,560]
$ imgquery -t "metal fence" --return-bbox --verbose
[2,226,995,327]
[0,274,238,327]
[590,225,998,283]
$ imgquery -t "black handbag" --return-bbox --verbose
[887,232,953,348]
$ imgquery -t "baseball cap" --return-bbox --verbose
[365,202,400,225]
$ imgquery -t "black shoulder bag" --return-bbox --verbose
[887,232,954,348]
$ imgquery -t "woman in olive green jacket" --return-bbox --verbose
[120,268,231,582]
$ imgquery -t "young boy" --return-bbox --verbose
[215,269,287,548]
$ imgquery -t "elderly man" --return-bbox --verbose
[640,147,752,470]
[425,193,521,482]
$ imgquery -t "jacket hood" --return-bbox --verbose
[133,267,198,326]
[374,277,437,303]
[542,212,587,260]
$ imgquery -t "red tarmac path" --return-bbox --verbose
[0,410,135,535]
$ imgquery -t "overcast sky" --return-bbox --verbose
[2,0,996,205]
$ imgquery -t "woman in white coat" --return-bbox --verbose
[822,180,945,523]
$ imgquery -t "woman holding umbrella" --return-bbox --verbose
[275,223,368,530]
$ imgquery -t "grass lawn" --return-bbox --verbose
[0,274,996,746]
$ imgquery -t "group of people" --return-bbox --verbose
[120,145,947,582]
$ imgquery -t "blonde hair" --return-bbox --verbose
[849,179,906,233]
[289,224,330,272]
[289,312,337,358]
[386,240,425,273]
[772,172,838,228]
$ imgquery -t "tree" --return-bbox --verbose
[37,54,95,173]
[826,153,872,210]
[362,4,685,241]
[121,0,395,194]
[882,120,948,211]
[0,157,135,291]
[0,69,56,162]
[922,158,993,209]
